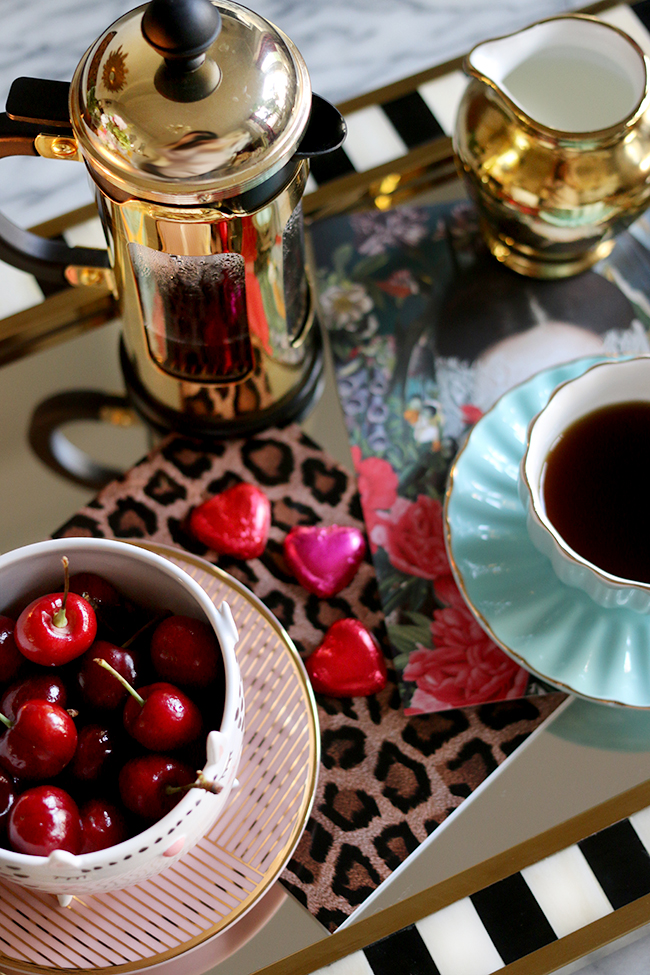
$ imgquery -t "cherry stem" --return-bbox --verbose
[122,611,171,650]
[52,556,70,629]
[94,658,145,707]
[0,713,11,730]
[166,771,222,797]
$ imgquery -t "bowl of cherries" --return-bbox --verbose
[0,536,244,903]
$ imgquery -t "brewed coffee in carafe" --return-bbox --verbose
[130,246,254,383]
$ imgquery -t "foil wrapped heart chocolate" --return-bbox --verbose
[305,619,387,697]
[283,525,366,597]
[189,483,271,560]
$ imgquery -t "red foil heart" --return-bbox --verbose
[189,483,271,559]
[306,619,388,697]
[284,525,366,598]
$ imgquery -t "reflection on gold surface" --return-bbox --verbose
[454,16,650,278]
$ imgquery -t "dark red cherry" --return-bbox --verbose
[118,754,195,820]
[79,798,127,853]
[123,682,203,751]
[69,573,121,611]
[14,559,97,667]
[69,725,116,783]
[0,674,67,724]
[94,659,203,752]
[0,616,22,684]
[0,700,77,780]
[8,785,81,856]
[151,615,220,687]
[68,572,133,639]
[77,641,138,710]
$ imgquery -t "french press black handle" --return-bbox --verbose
[0,77,110,286]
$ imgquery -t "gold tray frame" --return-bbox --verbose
[256,778,650,975]
[2,3,650,972]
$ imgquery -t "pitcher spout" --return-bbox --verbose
[465,14,648,134]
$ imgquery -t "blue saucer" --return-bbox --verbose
[444,356,650,708]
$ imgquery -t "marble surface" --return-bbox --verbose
[0,0,587,228]
[0,3,649,975]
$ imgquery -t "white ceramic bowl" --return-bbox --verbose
[0,536,244,902]
[520,355,650,613]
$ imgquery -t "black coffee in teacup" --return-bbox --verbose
[542,401,650,582]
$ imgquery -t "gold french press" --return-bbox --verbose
[0,0,345,439]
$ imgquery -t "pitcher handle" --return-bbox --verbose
[0,78,110,285]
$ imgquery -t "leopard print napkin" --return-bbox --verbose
[54,425,565,931]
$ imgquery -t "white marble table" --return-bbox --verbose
[0,0,586,228]
[1,3,650,975]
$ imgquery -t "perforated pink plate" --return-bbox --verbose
[0,545,320,974]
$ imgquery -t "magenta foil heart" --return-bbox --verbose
[283,525,366,598]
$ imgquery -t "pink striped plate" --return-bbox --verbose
[0,544,320,975]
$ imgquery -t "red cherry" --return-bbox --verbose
[69,725,116,783]
[150,615,219,687]
[15,558,97,667]
[0,674,67,724]
[123,682,203,751]
[15,596,97,667]
[119,754,195,820]
[0,616,22,684]
[8,785,81,856]
[77,641,138,709]
[93,658,203,751]
[79,798,127,853]
[0,769,16,834]
[69,573,121,610]
[68,571,136,640]
[0,700,78,780]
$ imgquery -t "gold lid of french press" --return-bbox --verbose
[69,0,312,205]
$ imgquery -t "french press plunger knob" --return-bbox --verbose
[142,0,223,99]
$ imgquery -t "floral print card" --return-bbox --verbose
[309,198,650,714]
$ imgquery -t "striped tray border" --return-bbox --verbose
[253,779,650,975]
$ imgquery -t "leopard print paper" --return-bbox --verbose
[54,425,566,930]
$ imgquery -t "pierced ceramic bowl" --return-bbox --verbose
[0,536,244,902]
[520,355,650,613]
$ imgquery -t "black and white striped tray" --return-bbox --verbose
[253,781,650,975]
[4,7,650,973]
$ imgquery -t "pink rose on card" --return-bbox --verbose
[404,575,529,712]
[381,495,449,580]
[352,447,399,510]
[352,448,399,551]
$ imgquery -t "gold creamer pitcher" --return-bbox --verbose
[454,15,650,277]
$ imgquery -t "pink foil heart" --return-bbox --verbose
[306,619,387,697]
[189,483,271,559]
[283,525,366,597]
